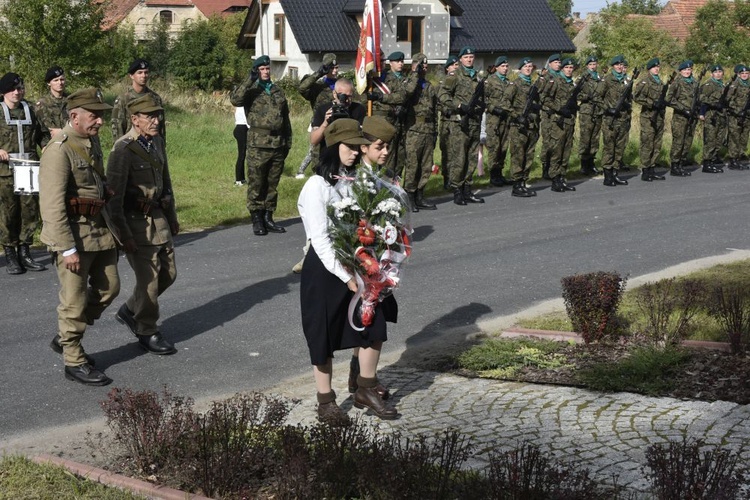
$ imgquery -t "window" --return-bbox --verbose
[274,14,286,55]
[396,16,423,56]
[288,66,299,80]
[159,10,173,24]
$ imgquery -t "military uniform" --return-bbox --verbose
[724,65,750,169]
[601,56,632,185]
[577,61,604,174]
[230,55,292,236]
[542,63,577,191]
[40,88,119,384]
[297,53,338,177]
[484,57,512,186]
[111,87,164,141]
[699,67,727,171]
[633,58,667,181]
[538,58,561,180]
[500,58,540,197]
[0,72,44,274]
[666,63,698,175]
[35,91,68,148]
[438,56,458,188]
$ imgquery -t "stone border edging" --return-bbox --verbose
[32,454,212,500]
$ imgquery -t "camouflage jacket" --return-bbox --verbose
[230,77,292,150]
[404,79,437,134]
[437,66,481,125]
[485,73,511,129]
[633,74,665,119]
[298,74,336,110]
[726,78,750,117]
[578,70,604,116]
[666,77,697,116]
[541,75,576,125]
[699,78,725,117]
[602,71,633,116]
[0,101,42,177]
[34,92,68,148]
[111,87,165,141]
[371,71,418,126]
[106,128,177,246]
[500,77,540,129]
[39,123,116,252]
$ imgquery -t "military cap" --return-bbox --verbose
[127,94,163,115]
[387,51,405,62]
[412,52,427,64]
[494,56,508,66]
[444,55,458,69]
[458,46,475,57]
[547,53,561,64]
[0,73,23,94]
[735,64,750,73]
[678,60,693,71]
[562,57,576,67]
[45,66,64,83]
[322,53,338,66]
[710,64,723,72]
[67,88,112,111]
[362,116,396,143]
[324,118,370,146]
[253,55,271,68]
[585,55,598,65]
[518,57,533,69]
[610,55,625,66]
[128,58,150,75]
[646,58,660,70]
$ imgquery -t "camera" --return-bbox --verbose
[330,92,352,121]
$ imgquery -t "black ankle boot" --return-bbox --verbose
[263,210,286,233]
[18,244,46,271]
[407,192,420,212]
[463,184,484,203]
[4,246,24,275]
[641,166,653,182]
[251,211,267,235]
[512,181,534,197]
[542,160,551,180]
[551,175,565,192]
[613,170,629,185]
[603,169,616,186]
[453,187,466,205]
[415,188,436,210]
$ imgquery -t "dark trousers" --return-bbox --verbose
[233,125,248,182]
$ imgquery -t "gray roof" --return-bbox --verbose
[279,0,361,53]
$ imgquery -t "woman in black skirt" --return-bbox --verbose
[297,118,398,424]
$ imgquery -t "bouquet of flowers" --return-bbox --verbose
[328,167,412,331]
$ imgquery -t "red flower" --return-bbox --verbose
[356,248,380,276]
[358,219,368,227]
[357,226,376,245]
[360,303,375,326]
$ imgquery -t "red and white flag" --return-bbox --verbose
[355,0,382,95]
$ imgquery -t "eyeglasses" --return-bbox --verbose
[137,113,160,121]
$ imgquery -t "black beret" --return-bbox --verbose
[0,73,23,94]
[128,59,150,74]
[45,66,64,83]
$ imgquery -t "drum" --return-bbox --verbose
[10,156,40,195]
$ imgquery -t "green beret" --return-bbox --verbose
[585,56,598,64]
[443,55,458,69]
[127,94,163,115]
[518,57,533,69]
[362,116,396,144]
[67,88,112,111]
[458,46,475,57]
[547,53,561,64]
[0,72,22,94]
[610,55,625,66]
[322,53,337,66]
[562,57,576,67]
[412,53,427,64]
[494,56,508,66]
[678,60,693,71]
[736,64,750,73]
[253,55,271,68]
[387,51,404,62]
[324,118,370,146]
[646,58,660,70]
[710,64,723,72]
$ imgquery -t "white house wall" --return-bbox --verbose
[382,0,450,63]
[256,1,309,79]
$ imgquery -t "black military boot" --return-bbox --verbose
[551,175,565,192]
[462,184,485,203]
[728,158,742,170]
[453,187,466,205]
[561,176,576,191]
[251,211,268,235]
[603,169,616,186]
[407,192,419,212]
[702,161,721,173]
[18,244,46,271]
[613,169,629,185]
[618,160,631,172]
[263,210,286,233]
[651,166,666,180]
[641,166,653,182]
[511,181,533,198]
[415,188,436,210]
[670,162,687,177]
[542,160,551,180]
[489,171,509,187]
[4,246,24,275]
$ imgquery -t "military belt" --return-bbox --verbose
[253,128,281,136]
[67,197,105,216]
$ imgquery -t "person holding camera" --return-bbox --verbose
[310,79,366,152]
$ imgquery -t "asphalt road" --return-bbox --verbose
[1,167,749,443]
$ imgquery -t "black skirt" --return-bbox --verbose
[300,246,398,365]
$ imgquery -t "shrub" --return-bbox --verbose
[561,271,627,343]
[632,278,706,346]
[644,438,746,499]
[706,284,750,354]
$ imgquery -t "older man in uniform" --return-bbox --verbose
[578,56,604,175]
[633,58,667,181]
[0,72,45,275]
[601,55,632,186]
[485,56,512,187]
[725,64,750,170]
[438,46,485,205]
[666,60,697,176]
[439,55,459,189]
[111,59,165,141]
[699,64,727,173]
[41,88,118,386]
[230,55,292,236]
[107,95,178,355]
[403,53,437,211]
[35,66,69,148]
[296,53,339,178]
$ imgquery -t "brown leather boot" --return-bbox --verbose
[354,376,397,420]
[316,391,351,426]
[348,356,390,399]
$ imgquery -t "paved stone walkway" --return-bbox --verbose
[272,363,750,496]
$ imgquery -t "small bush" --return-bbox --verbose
[644,438,746,499]
[561,271,627,343]
[458,338,567,373]
[706,284,750,354]
[632,278,706,346]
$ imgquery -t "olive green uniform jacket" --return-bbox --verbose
[34,92,68,148]
[699,78,726,162]
[633,74,666,167]
[666,77,698,164]
[724,78,750,159]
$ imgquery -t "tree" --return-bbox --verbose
[619,0,664,15]
[685,0,750,66]
[547,0,573,24]
[140,21,172,80]
[168,19,225,91]
[0,0,125,94]
[211,13,255,88]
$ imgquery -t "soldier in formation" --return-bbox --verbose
[633,58,667,181]
[485,56,512,187]
[699,64,727,173]
[539,54,562,181]
[578,56,604,176]
[542,57,578,192]
[666,60,698,176]
[725,64,750,170]
[600,55,633,186]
